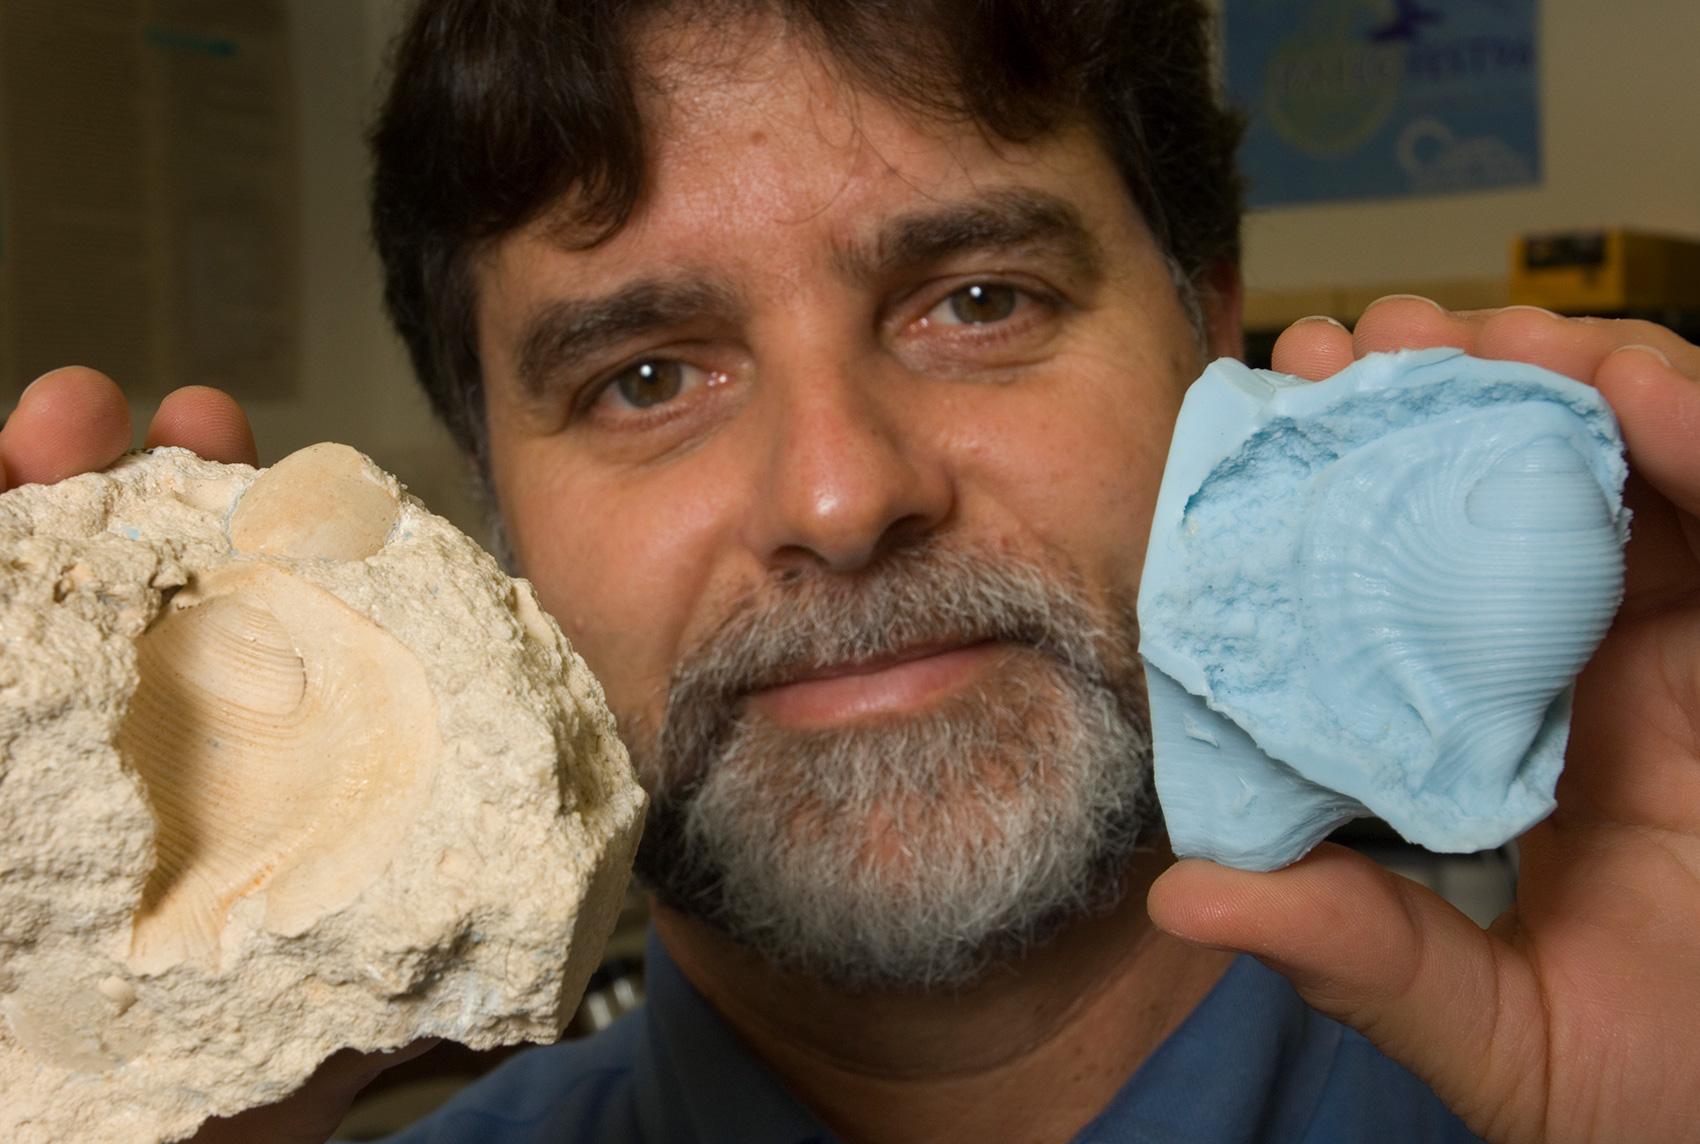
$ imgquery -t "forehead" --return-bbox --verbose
[492,14,1146,295]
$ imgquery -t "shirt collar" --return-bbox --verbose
[638,931,1338,1144]
[1074,954,1342,1144]
[636,929,838,1144]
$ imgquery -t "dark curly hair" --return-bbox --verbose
[370,0,1244,468]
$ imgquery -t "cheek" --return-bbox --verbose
[938,364,1187,596]
[492,439,732,723]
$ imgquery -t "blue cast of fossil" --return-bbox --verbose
[1139,348,1629,871]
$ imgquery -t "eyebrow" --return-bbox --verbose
[837,188,1105,288]
[512,189,1103,400]
[516,278,740,399]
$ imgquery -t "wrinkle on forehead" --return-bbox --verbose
[529,5,1072,251]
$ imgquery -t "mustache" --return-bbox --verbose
[648,540,1125,790]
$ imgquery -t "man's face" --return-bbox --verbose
[474,21,1234,985]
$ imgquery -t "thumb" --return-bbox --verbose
[1148,844,1548,1142]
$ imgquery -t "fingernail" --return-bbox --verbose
[1498,304,1563,319]
[1291,315,1347,330]
[1613,343,1673,369]
[1366,293,1447,311]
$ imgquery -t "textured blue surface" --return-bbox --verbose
[1140,349,1628,870]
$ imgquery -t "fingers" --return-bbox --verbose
[1347,297,1700,386]
[0,371,258,494]
[1348,294,1475,358]
[1584,344,1700,606]
[1592,345,1700,520]
[187,1039,441,1144]
[1149,845,1548,1142]
[0,367,132,491]
[1282,300,1700,527]
[1270,316,1354,380]
[144,385,258,467]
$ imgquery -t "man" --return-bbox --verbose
[7,1,1698,1140]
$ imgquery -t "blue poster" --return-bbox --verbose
[1226,0,1540,207]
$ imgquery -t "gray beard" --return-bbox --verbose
[628,541,1159,990]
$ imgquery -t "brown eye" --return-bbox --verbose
[611,360,684,408]
[945,283,1018,325]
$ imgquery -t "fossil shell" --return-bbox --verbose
[0,444,645,1144]
[122,561,439,974]
[227,441,399,560]
[1139,349,1628,871]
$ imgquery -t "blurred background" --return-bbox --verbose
[0,0,1692,1137]
[0,0,484,539]
[1229,0,1700,361]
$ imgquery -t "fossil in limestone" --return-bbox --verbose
[0,443,646,1143]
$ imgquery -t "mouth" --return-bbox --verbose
[747,640,1007,731]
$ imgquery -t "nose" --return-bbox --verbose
[739,358,954,573]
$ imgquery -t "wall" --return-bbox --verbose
[1241,0,1700,311]
[121,0,487,538]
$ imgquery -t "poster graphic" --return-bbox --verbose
[1226,0,1540,207]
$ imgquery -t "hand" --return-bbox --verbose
[186,1040,441,1144]
[1,366,257,490]
[1148,297,1700,1144]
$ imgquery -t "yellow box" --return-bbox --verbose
[1510,229,1700,313]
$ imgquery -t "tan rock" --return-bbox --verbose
[0,444,646,1144]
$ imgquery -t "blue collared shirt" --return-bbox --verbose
[384,932,1483,1143]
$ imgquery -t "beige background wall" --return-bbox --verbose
[120,0,487,536]
[247,0,487,531]
[1241,0,1700,299]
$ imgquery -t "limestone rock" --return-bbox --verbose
[0,444,646,1143]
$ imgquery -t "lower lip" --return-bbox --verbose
[749,643,1005,730]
